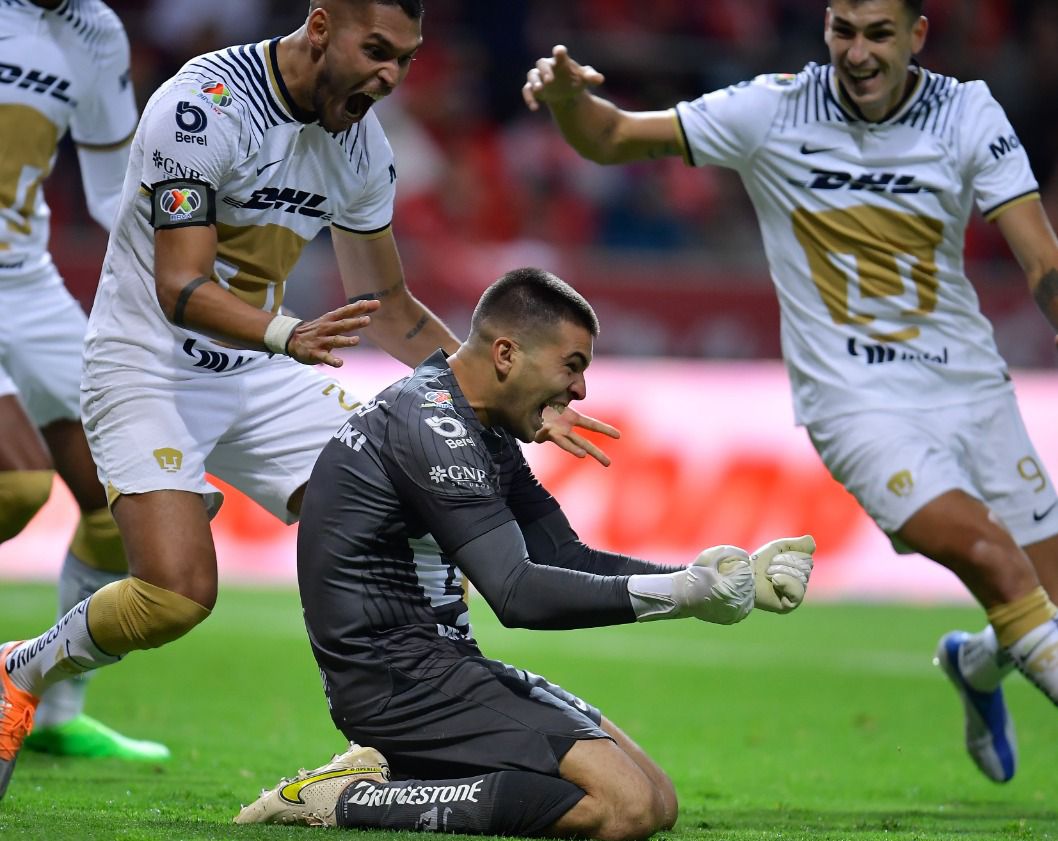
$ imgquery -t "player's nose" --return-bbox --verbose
[846,34,871,65]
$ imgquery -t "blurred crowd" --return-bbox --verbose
[46,0,1058,364]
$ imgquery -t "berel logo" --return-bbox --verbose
[424,416,467,438]
[175,101,207,133]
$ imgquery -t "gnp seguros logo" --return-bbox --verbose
[160,187,202,222]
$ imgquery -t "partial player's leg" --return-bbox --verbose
[4,277,173,761]
[914,396,1058,781]
[1025,533,1058,602]
[899,490,1028,782]
[1,371,229,799]
[0,393,54,540]
[2,490,215,796]
[598,716,678,830]
[0,393,54,799]
[808,399,1058,783]
[23,418,170,761]
[238,649,674,838]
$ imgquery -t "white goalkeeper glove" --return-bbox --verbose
[627,545,755,625]
[749,534,815,613]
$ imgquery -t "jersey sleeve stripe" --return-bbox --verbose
[73,125,136,150]
[331,221,393,238]
[983,190,1041,222]
[672,108,695,166]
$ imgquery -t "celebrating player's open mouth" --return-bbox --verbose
[341,88,386,126]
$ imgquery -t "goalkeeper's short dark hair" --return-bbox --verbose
[470,268,599,341]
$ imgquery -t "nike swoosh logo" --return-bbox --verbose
[1033,501,1058,522]
[280,767,384,804]
[256,159,283,176]
[800,143,836,155]
[0,35,15,42]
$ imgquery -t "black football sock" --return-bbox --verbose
[336,769,585,836]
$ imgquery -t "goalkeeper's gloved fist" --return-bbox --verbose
[749,534,815,613]
[627,545,755,625]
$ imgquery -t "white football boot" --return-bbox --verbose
[235,742,389,826]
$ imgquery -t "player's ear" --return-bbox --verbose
[492,337,516,379]
[306,8,330,53]
[910,15,928,54]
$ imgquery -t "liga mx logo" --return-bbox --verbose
[201,81,232,107]
[160,187,202,222]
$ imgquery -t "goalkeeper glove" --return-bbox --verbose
[627,545,754,624]
[749,534,815,613]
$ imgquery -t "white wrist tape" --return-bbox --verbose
[263,315,302,355]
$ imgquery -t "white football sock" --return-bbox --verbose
[33,552,126,728]
[1007,618,1058,704]
[959,625,1014,693]
[5,596,121,696]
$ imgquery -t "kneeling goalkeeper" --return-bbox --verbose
[237,267,815,839]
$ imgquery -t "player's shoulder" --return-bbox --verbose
[388,354,470,429]
[724,62,823,99]
[42,0,129,53]
[388,354,483,445]
[172,45,253,109]
[894,67,1003,136]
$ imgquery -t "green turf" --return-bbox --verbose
[0,583,1056,840]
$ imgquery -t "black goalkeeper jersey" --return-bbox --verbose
[297,351,656,717]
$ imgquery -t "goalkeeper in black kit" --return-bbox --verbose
[235,267,816,839]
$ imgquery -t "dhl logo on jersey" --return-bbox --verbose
[789,168,940,195]
[0,63,72,102]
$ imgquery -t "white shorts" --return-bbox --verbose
[81,354,364,524]
[0,266,86,426]
[807,391,1058,551]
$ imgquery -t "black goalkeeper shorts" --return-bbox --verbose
[331,646,610,781]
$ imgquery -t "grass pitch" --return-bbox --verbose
[0,583,1056,841]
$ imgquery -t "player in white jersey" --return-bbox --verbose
[0,0,170,762]
[523,0,1058,783]
[0,0,616,802]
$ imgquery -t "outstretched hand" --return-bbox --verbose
[286,299,381,368]
[535,404,620,466]
[523,44,606,112]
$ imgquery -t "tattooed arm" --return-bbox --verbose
[331,226,459,367]
[996,199,1058,336]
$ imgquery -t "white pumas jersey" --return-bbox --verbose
[85,37,396,379]
[675,63,1037,424]
[0,0,135,279]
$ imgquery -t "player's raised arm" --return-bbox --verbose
[522,45,683,165]
[331,226,460,366]
[994,198,1058,338]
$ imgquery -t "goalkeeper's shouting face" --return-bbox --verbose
[495,318,592,444]
[448,267,599,445]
